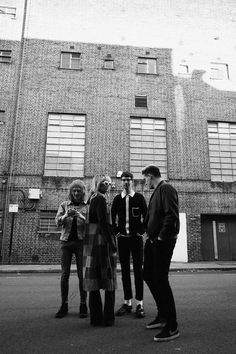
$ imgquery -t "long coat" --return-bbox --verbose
[83,192,117,291]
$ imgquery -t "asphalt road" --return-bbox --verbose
[0,271,235,354]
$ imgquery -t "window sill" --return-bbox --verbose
[102,67,115,70]
[58,67,83,71]
[37,231,61,233]
[136,72,158,77]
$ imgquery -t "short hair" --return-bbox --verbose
[69,179,86,201]
[120,171,133,180]
[142,165,161,177]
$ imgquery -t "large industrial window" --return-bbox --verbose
[44,114,85,177]
[130,117,167,179]
[208,122,236,181]
[60,52,81,69]
[38,211,60,235]
[137,58,157,74]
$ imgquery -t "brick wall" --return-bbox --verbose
[0,38,236,263]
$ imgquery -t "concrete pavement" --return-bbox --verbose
[0,261,236,273]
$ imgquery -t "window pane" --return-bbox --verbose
[137,63,147,73]
[61,53,70,68]
[71,58,80,69]
[135,96,147,108]
[208,122,236,181]
[148,59,157,74]
[104,60,114,69]
[45,114,85,177]
[130,117,167,179]
[39,211,60,233]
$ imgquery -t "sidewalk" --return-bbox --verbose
[0,261,236,274]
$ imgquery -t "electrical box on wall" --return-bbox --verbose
[28,189,41,200]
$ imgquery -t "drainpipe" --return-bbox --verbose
[1,0,28,263]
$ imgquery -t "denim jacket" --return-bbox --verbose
[55,200,88,241]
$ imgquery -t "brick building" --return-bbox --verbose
[0,2,236,264]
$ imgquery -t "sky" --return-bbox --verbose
[1,0,236,89]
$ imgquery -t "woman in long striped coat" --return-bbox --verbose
[83,175,117,326]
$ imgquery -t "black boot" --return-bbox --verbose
[79,303,88,318]
[55,303,68,318]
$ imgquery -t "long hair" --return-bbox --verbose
[88,174,111,203]
[68,179,86,202]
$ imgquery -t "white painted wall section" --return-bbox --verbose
[172,213,188,262]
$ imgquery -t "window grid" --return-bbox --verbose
[178,64,189,75]
[60,52,81,69]
[135,95,147,108]
[208,122,236,181]
[104,59,114,70]
[0,50,11,63]
[39,211,60,234]
[0,6,16,19]
[130,118,167,179]
[210,63,229,80]
[137,58,157,74]
[44,114,85,177]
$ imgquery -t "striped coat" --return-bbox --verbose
[83,193,117,291]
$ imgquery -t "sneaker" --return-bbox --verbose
[115,304,132,316]
[55,303,68,318]
[136,304,145,318]
[79,303,88,318]
[146,316,166,329]
[154,327,180,342]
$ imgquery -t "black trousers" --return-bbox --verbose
[143,238,177,330]
[89,290,115,325]
[60,240,87,304]
[118,235,144,301]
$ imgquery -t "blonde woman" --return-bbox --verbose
[84,175,117,326]
[55,179,88,319]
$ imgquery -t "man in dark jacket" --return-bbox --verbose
[142,165,180,342]
[111,171,147,318]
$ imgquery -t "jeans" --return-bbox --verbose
[118,235,144,301]
[89,290,115,325]
[60,240,87,304]
[143,238,177,329]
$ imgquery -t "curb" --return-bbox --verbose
[0,267,236,274]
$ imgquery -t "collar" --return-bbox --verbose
[121,190,135,199]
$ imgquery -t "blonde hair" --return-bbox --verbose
[90,174,111,194]
[68,179,86,201]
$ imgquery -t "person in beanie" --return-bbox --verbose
[55,179,88,319]
[142,165,180,342]
[111,171,147,318]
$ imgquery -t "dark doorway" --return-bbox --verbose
[201,215,236,261]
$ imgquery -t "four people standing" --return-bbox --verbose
[55,166,180,342]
